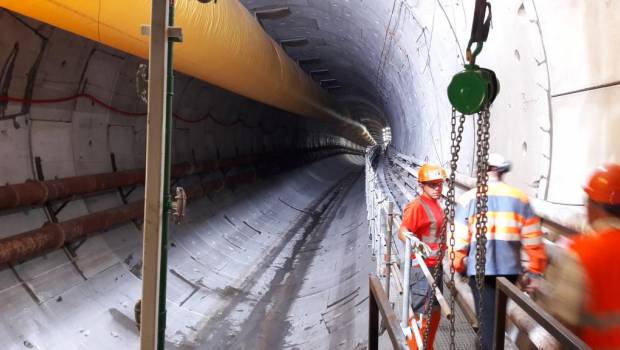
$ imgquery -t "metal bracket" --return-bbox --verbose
[171,187,187,224]
[110,153,142,230]
[140,25,184,42]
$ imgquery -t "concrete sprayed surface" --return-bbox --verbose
[0,156,375,350]
[0,0,618,349]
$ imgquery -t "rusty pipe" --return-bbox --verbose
[0,173,255,266]
[0,147,355,212]
[0,147,358,265]
[0,156,256,211]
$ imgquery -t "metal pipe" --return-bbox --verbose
[0,148,354,213]
[0,175,244,267]
[0,148,350,267]
[0,159,241,211]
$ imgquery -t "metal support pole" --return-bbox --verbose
[156,0,176,348]
[401,238,411,328]
[384,201,394,299]
[402,235,424,349]
[493,281,508,350]
[140,0,169,349]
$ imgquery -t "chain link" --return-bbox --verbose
[421,109,466,350]
[474,107,491,348]
[448,109,466,349]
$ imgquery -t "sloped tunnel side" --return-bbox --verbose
[0,10,376,350]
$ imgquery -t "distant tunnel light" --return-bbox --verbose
[382,127,392,145]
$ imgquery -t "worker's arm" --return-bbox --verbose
[520,205,548,274]
[452,198,471,273]
[541,249,585,330]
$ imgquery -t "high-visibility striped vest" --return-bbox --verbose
[570,228,620,348]
[402,195,445,267]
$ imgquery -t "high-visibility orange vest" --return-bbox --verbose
[570,228,620,348]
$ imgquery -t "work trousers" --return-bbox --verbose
[468,275,518,350]
[409,265,442,314]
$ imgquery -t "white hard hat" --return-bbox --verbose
[488,153,512,173]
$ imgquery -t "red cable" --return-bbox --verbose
[0,94,210,122]
[173,112,209,124]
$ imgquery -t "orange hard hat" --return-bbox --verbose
[418,164,447,183]
[584,163,620,205]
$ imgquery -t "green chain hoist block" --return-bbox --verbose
[447,64,499,115]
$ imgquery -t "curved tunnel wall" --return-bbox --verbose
[248,0,619,205]
[0,7,370,349]
[0,1,619,349]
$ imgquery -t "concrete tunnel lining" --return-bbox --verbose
[0,0,619,349]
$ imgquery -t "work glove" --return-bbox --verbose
[520,271,544,295]
[406,233,433,259]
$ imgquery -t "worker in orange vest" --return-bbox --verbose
[398,163,446,350]
[544,164,620,348]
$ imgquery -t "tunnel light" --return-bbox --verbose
[297,57,321,66]
[253,7,291,20]
[309,69,330,79]
[279,37,308,47]
[319,79,338,87]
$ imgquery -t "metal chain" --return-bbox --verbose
[447,109,466,349]
[474,107,491,348]
[421,109,466,350]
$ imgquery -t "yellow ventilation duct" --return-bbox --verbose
[2,0,374,145]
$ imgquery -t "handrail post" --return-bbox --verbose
[369,276,410,350]
[494,277,591,350]
[369,287,379,350]
[402,236,412,328]
[493,280,508,350]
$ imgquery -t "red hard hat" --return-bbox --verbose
[584,163,620,205]
[418,164,447,183]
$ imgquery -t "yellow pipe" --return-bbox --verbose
[2,0,374,144]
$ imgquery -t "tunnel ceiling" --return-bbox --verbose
[241,0,620,205]
[241,0,393,133]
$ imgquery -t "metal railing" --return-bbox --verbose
[494,277,590,350]
[365,146,454,350]
[365,146,592,349]
[369,275,409,350]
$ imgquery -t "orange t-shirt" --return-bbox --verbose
[401,195,445,267]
